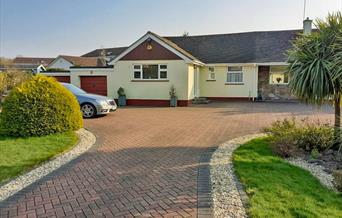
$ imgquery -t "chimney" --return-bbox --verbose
[303,17,312,35]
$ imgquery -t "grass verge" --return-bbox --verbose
[0,131,78,184]
[233,137,342,218]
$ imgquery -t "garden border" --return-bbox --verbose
[210,133,265,218]
[0,128,96,202]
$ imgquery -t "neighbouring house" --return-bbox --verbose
[0,57,54,73]
[42,19,313,106]
[82,47,128,60]
[43,55,107,83]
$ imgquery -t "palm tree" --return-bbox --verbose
[287,12,342,152]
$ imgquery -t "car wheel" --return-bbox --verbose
[81,103,96,118]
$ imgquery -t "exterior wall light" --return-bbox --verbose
[146,38,153,50]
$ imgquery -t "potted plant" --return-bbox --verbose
[169,85,177,107]
[117,87,126,106]
[276,77,282,83]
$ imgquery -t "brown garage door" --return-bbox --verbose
[53,76,70,83]
[80,76,107,96]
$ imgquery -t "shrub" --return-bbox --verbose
[264,118,334,157]
[44,68,67,72]
[270,133,300,158]
[5,70,32,91]
[296,121,335,152]
[169,85,176,98]
[332,170,342,192]
[0,75,83,137]
[117,87,125,97]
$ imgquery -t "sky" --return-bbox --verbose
[0,0,341,58]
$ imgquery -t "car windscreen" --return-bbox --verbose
[63,84,87,95]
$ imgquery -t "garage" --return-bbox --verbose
[53,76,70,83]
[80,76,107,96]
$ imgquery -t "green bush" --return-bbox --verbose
[264,118,334,157]
[117,87,126,97]
[0,75,83,137]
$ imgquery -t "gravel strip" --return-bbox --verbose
[210,134,265,218]
[0,128,96,202]
[287,158,336,190]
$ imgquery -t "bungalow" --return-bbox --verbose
[0,57,54,73]
[44,19,313,106]
[43,55,106,83]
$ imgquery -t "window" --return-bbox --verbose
[133,64,167,80]
[227,66,243,83]
[208,67,215,80]
[143,65,158,79]
[269,66,289,84]
[159,65,167,79]
[133,65,141,79]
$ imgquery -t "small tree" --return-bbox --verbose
[0,73,6,98]
[287,12,342,152]
[0,58,31,91]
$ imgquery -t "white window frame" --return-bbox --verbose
[207,67,216,80]
[269,71,289,85]
[133,65,142,79]
[159,64,168,79]
[226,66,243,84]
[133,64,168,80]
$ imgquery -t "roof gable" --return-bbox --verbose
[121,39,182,60]
[109,32,204,65]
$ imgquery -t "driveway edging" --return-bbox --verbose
[210,133,265,218]
[0,128,96,202]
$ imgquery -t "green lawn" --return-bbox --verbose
[0,131,78,184]
[233,138,342,218]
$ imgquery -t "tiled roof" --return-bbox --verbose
[165,30,301,63]
[60,55,106,67]
[82,29,303,64]
[81,47,128,57]
[13,57,54,67]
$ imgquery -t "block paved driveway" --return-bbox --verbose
[0,102,333,218]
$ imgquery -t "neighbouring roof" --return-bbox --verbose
[81,47,128,57]
[59,55,106,67]
[165,30,301,63]
[13,57,54,67]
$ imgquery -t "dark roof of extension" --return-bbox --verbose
[81,47,128,57]
[165,30,301,63]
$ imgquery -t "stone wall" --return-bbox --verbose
[258,66,295,100]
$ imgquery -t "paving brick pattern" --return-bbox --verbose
[0,102,333,218]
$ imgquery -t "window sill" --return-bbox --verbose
[270,83,289,85]
[131,79,169,82]
[225,83,244,85]
[206,80,216,82]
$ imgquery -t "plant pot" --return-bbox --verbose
[118,96,126,106]
[170,97,177,107]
